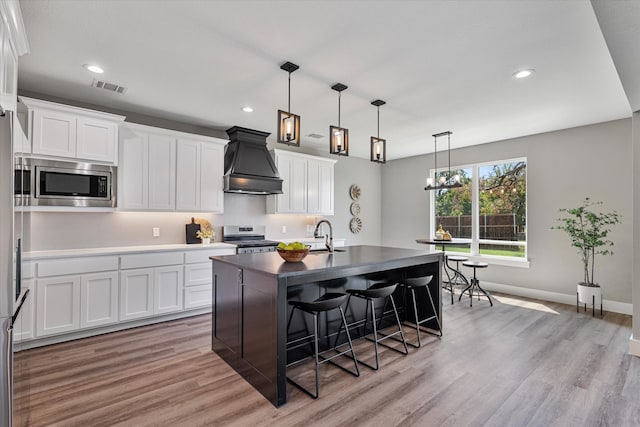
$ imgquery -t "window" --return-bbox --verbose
[431,158,527,259]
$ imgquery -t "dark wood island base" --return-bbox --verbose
[210,245,443,407]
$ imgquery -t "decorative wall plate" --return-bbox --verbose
[350,202,361,216]
[349,184,361,201]
[349,217,363,234]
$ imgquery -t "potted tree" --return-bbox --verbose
[553,198,620,309]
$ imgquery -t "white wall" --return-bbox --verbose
[28,149,382,251]
[382,119,633,303]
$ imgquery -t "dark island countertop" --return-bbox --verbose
[210,244,443,407]
[211,245,441,283]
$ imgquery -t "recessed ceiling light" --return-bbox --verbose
[513,69,535,79]
[242,106,254,113]
[83,64,104,74]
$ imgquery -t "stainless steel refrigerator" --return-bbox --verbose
[0,109,29,427]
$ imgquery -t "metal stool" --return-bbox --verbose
[286,292,359,399]
[335,282,408,370]
[444,255,469,304]
[397,275,442,348]
[460,261,492,307]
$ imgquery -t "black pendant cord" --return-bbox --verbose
[447,133,451,182]
[287,72,291,113]
[338,92,341,128]
[377,107,380,138]
[434,135,438,184]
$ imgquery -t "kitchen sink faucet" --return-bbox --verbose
[313,219,334,252]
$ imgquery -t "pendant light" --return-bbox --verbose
[424,131,462,190]
[277,61,301,146]
[370,99,386,163]
[329,83,349,156]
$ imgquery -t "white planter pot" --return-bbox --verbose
[202,238,211,246]
[577,283,601,305]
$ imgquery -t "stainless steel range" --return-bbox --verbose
[222,225,279,254]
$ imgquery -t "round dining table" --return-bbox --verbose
[415,238,471,304]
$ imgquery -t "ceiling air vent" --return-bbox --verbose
[307,133,324,139]
[91,79,128,94]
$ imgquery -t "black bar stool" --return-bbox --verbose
[397,275,442,348]
[444,255,469,304]
[286,292,359,399]
[460,261,493,307]
[335,282,408,370]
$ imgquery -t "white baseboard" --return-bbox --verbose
[630,335,640,357]
[480,281,633,315]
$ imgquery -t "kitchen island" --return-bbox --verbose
[210,245,443,406]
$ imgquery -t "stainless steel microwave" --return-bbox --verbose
[15,158,117,208]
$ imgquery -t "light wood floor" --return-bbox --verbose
[14,292,640,427]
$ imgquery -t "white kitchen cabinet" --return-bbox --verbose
[20,97,125,163]
[184,262,212,287]
[80,272,119,328]
[268,149,337,215]
[307,158,334,215]
[276,152,307,213]
[200,142,224,212]
[13,106,30,154]
[119,124,225,213]
[36,275,81,337]
[0,0,28,113]
[118,125,176,211]
[119,268,154,321]
[176,138,225,213]
[184,284,212,309]
[76,117,117,163]
[119,128,148,209]
[148,134,177,210]
[13,279,34,342]
[32,108,77,158]
[154,266,183,315]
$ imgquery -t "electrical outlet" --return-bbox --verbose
[281,225,287,233]
[152,227,160,237]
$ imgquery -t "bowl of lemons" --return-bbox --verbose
[276,242,310,262]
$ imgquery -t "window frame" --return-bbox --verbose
[429,156,529,267]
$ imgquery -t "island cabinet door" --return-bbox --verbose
[212,262,241,361]
[240,269,276,382]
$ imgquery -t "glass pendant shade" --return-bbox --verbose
[330,125,349,156]
[277,61,301,147]
[330,83,349,156]
[277,110,300,146]
[370,137,386,163]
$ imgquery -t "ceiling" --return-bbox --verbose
[17,0,633,161]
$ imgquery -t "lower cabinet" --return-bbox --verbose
[120,266,183,321]
[80,272,119,328]
[184,284,212,309]
[36,275,81,337]
[119,268,154,321]
[155,266,184,315]
[184,262,213,309]
[26,246,235,343]
[13,279,35,342]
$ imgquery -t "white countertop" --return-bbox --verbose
[24,242,237,260]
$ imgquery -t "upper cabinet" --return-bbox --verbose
[267,149,337,215]
[119,125,176,211]
[176,138,225,213]
[119,123,226,213]
[0,0,29,113]
[20,97,125,164]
